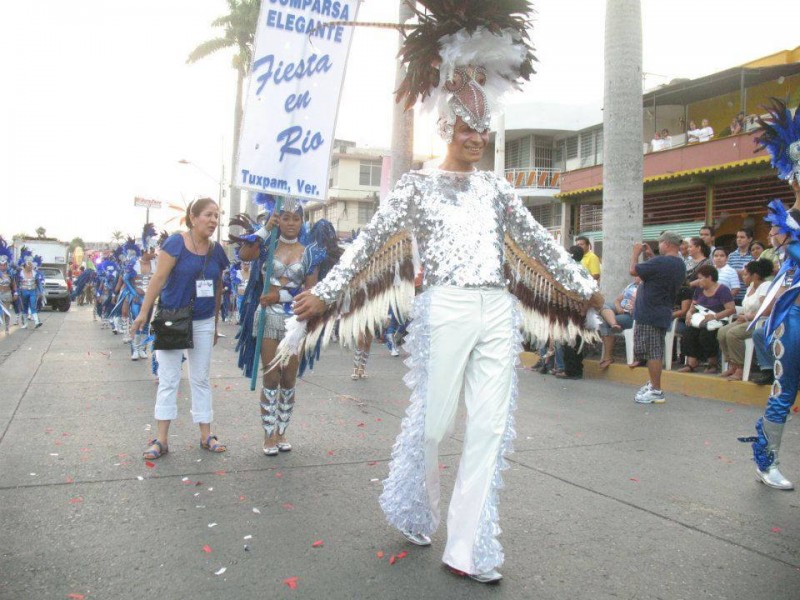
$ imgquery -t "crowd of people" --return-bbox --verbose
[0,239,46,332]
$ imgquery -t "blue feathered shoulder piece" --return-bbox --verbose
[755,98,800,184]
[17,246,42,268]
[764,199,800,242]
[142,223,157,250]
[228,213,263,245]
[234,243,269,378]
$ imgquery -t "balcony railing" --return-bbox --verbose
[505,168,562,190]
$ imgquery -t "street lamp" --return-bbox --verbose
[178,159,227,242]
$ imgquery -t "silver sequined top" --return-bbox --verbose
[312,169,597,304]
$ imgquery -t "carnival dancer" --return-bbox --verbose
[286,2,602,583]
[96,258,119,329]
[124,226,158,360]
[739,99,800,490]
[114,238,142,343]
[233,260,251,324]
[16,248,45,329]
[0,237,17,333]
[221,267,233,323]
[232,199,326,456]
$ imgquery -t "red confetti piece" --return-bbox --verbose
[629,478,639,483]
[275,472,283,478]
[376,418,382,422]
[793,406,799,414]
[376,551,385,559]
[397,551,407,559]
[202,545,213,553]
[239,495,246,501]
[389,555,397,565]
[282,503,294,510]
[311,540,324,548]
[145,461,156,468]
[182,480,193,485]
[69,497,83,504]
[214,470,226,476]
[283,577,299,590]
[65,476,74,484]
[62,432,70,437]
[67,594,86,600]
[45,427,53,434]
[327,450,335,456]
[225,386,232,391]
[771,527,782,533]
[357,422,365,428]
[367,461,378,466]
[725,408,734,413]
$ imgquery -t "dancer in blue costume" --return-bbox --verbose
[96,257,119,329]
[16,247,45,329]
[739,99,800,490]
[0,238,17,333]
[232,198,326,456]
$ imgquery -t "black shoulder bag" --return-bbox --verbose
[152,242,213,351]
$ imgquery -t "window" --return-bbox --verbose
[579,131,595,166]
[529,203,562,229]
[534,136,553,170]
[565,136,578,160]
[505,136,532,169]
[324,202,339,223]
[359,160,382,186]
[358,203,375,223]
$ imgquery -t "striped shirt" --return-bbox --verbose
[727,249,752,302]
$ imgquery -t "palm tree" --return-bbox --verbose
[35,227,46,238]
[187,0,260,224]
[390,0,416,188]
[600,0,643,300]
[111,230,124,244]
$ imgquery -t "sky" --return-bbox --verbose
[0,0,798,244]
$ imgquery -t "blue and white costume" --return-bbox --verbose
[16,248,44,329]
[0,237,17,332]
[739,99,800,490]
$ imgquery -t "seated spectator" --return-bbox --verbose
[728,228,754,304]
[598,276,640,369]
[711,248,741,298]
[717,259,773,380]
[749,240,766,261]
[651,131,663,152]
[678,264,736,373]
[729,117,743,136]
[685,237,711,286]
[679,239,690,263]
[660,128,672,149]
[672,284,693,340]
[760,232,781,277]
[735,111,746,132]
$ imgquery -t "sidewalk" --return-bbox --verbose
[0,307,798,599]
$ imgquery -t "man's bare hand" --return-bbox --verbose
[293,290,326,321]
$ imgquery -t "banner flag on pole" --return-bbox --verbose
[235,0,361,203]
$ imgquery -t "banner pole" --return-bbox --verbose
[250,198,284,391]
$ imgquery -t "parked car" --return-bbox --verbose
[39,267,71,312]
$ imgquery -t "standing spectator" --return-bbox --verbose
[660,128,672,149]
[749,240,766,261]
[678,264,736,374]
[685,237,711,285]
[699,224,716,255]
[650,131,663,152]
[759,230,782,276]
[697,118,714,142]
[711,248,741,298]
[687,120,700,143]
[727,228,754,304]
[576,236,601,281]
[729,117,743,136]
[630,232,687,404]
[132,198,230,460]
[718,259,772,380]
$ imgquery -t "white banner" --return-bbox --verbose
[236,0,360,202]
[134,197,162,209]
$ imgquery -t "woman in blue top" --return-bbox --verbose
[132,198,230,460]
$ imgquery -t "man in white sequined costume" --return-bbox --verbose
[294,12,602,583]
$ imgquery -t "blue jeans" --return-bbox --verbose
[599,311,633,336]
[752,320,775,370]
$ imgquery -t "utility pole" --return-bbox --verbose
[390,0,415,187]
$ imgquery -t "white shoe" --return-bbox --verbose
[634,381,653,402]
[263,446,279,456]
[122,335,132,343]
[446,564,502,583]
[401,529,431,546]
[131,349,138,361]
[138,348,148,360]
[390,348,400,357]
[636,388,665,404]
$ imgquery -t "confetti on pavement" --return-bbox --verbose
[202,545,213,553]
[311,540,324,548]
[283,577,299,590]
[214,567,227,576]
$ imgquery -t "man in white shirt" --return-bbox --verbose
[697,118,714,142]
[712,248,741,297]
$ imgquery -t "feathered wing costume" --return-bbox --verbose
[738,99,800,490]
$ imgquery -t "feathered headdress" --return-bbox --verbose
[142,223,158,251]
[396,0,535,142]
[253,192,303,216]
[17,246,42,268]
[98,258,118,279]
[0,237,13,266]
[764,198,800,242]
[122,236,142,261]
[755,98,800,185]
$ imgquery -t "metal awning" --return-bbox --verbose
[642,64,800,107]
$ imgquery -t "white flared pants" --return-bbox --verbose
[154,317,215,423]
[381,286,517,574]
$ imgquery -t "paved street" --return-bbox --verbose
[1,306,799,600]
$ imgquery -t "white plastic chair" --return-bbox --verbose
[664,318,679,370]
[622,321,635,365]
[742,338,755,382]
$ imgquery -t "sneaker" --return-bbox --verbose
[634,381,652,402]
[390,347,400,357]
[635,388,665,404]
[750,369,774,386]
[138,348,148,360]
[131,348,139,361]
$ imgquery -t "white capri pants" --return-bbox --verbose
[154,317,215,423]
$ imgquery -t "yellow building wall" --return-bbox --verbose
[687,73,800,134]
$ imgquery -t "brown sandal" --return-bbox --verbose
[200,434,227,453]
[143,439,168,460]
[677,364,696,373]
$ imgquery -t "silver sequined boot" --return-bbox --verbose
[261,388,279,456]
[276,388,295,452]
[758,420,794,490]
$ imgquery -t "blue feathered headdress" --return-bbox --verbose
[17,246,42,268]
[0,237,13,265]
[764,198,800,242]
[142,223,157,250]
[755,98,800,185]
[98,258,118,279]
[122,236,142,259]
[253,193,304,217]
